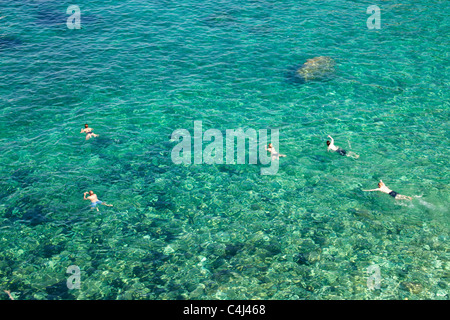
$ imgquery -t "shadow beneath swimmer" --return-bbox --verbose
[5,204,52,226]
[89,135,117,150]
[21,206,52,226]
[0,36,22,51]
[45,280,76,300]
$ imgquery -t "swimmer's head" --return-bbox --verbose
[89,190,93,195]
[84,124,88,128]
[268,143,272,148]
[326,141,331,146]
[378,181,384,188]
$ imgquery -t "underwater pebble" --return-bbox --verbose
[400,281,423,294]
[433,260,442,268]
[215,290,227,299]
[307,251,321,264]
[436,290,447,298]
[163,245,175,255]
[189,284,205,299]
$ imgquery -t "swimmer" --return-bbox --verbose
[83,191,113,211]
[80,124,99,140]
[363,180,413,200]
[326,135,359,159]
[266,143,286,160]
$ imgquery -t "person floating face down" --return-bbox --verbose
[83,191,113,211]
[266,143,286,160]
[326,135,359,159]
[363,180,413,200]
[80,124,99,140]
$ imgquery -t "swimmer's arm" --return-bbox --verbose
[327,135,334,144]
[83,192,89,200]
[327,135,334,151]
[362,188,380,192]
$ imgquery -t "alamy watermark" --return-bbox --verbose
[367,264,381,290]
[66,265,81,289]
[170,121,281,175]
[65,5,379,30]
[67,5,81,29]
[367,5,381,29]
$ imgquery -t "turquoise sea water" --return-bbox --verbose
[0,0,448,300]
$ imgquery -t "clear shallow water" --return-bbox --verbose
[0,0,448,300]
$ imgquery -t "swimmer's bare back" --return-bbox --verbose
[83,191,113,211]
[363,180,413,200]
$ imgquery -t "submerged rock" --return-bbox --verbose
[294,56,336,83]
